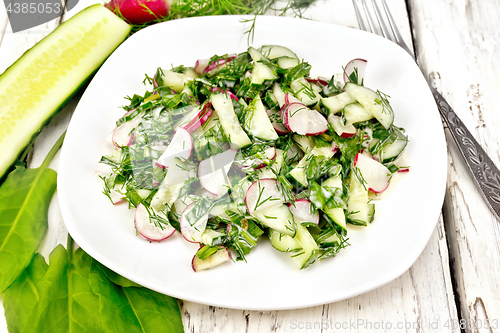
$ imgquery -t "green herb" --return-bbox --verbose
[2,237,183,333]
[126,0,318,40]
[0,132,65,293]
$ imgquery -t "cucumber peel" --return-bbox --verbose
[0,4,131,178]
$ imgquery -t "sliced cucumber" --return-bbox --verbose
[320,92,356,115]
[201,229,225,246]
[290,223,319,269]
[342,102,373,125]
[159,69,195,93]
[269,229,301,252]
[289,147,335,187]
[0,4,131,178]
[347,169,370,226]
[272,82,286,107]
[210,93,252,148]
[256,148,284,179]
[251,62,277,85]
[259,45,298,59]
[344,83,394,129]
[292,134,315,154]
[243,96,279,141]
[252,204,296,237]
[379,135,408,163]
[290,77,322,106]
[277,56,300,69]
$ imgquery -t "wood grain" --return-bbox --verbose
[182,218,459,333]
[409,0,500,331]
[0,0,469,332]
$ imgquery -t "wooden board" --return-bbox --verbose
[409,0,500,331]
[0,0,470,332]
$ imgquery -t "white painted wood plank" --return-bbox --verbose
[409,0,500,331]
[182,218,459,333]
[0,1,460,332]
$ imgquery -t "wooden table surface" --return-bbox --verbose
[1,0,499,332]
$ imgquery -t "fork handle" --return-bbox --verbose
[430,86,500,219]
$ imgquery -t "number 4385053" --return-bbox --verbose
[5,2,62,14]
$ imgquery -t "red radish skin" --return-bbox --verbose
[328,114,357,138]
[237,147,276,170]
[209,87,238,101]
[112,129,134,148]
[305,77,329,86]
[178,102,213,133]
[202,54,237,75]
[155,161,166,169]
[288,199,319,225]
[305,109,328,136]
[134,203,176,242]
[331,142,339,154]
[192,246,231,272]
[245,178,285,215]
[105,0,172,24]
[284,92,302,105]
[354,152,391,193]
[180,202,209,243]
[95,171,125,204]
[267,109,289,134]
[343,58,367,85]
[194,58,210,74]
[283,102,309,135]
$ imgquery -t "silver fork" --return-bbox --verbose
[353,0,500,220]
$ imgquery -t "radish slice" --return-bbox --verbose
[267,109,289,134]
[111,114,143,148]
[198,149,237,196]
[306,77,329,86]
[192,246,231,272]
[245,178,285,215]
[156,128,193,169]
[306,109,328,136]
[194,58,210,74]
[236,147,276,170]
[177,103,213,133]
[180,202,210,243]
[328,114,357,138]
[203,54,237,75]
[343,58,367,85]
[284,92,302,105]
[134,203,176,242]
[288,199,319,226]
[331,141,339,154]
[354,153,391,193]
[283,102,309,135]
[209,87,239,101]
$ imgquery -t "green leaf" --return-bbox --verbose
[3,245,103,332]
[3,244,184,333]
[89,260,183,333]
[0,165,56,293]
[95,263,142,288]
[0,132,65,293]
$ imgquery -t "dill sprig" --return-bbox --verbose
[127,0,318,39]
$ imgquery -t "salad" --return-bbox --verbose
[98,45,409,272]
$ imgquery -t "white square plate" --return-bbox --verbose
[58,15,447,310]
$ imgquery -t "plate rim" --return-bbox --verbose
[57,14,447,310]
